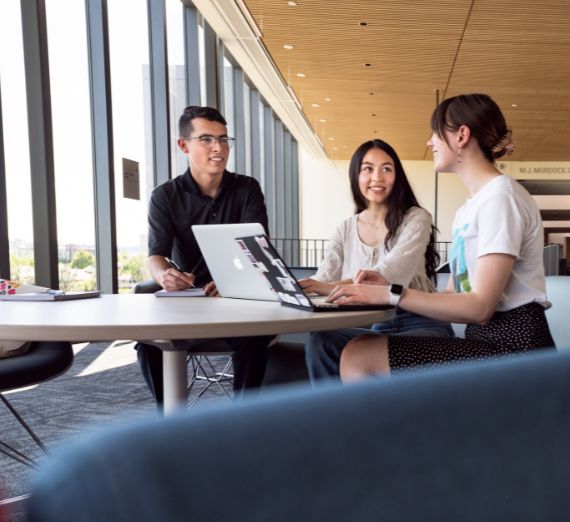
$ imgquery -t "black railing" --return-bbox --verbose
[273,238,452,268]
[436,242,451,266]
[272,239,328,268]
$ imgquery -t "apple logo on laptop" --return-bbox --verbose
[232,256,244,270]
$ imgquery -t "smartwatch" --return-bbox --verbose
[388,284,404,306]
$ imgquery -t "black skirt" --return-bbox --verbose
[388,302,555,371]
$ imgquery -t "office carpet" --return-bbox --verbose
[0,341,233,520]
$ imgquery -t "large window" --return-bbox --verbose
[107,0,151,291]
[2,0,300,290]
[45,0,96,291]
[0,1,34,282]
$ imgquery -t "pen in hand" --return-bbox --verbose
[165,257,182,272]
[165,257,199,288]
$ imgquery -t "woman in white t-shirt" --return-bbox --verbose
[302,139,453,381]
[331,93,555,380]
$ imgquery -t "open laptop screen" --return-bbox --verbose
[236,234,393,312]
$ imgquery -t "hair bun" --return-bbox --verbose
[492,131,515,159]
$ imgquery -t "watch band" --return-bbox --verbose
[388,284,404,306]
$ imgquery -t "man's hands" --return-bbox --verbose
[160,267,196,291]
[148,255,219,296]
[162,268,219,296]
[203,281,219,297]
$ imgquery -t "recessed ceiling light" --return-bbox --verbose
[512,103,518,107]
[324,97,331,102]
[319,119,327,123]
[287,1,299,6]
[311,103,320,108]
[296,72,306,78]
[283,44,294,50]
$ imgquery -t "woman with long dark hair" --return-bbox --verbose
[302,139,453,381]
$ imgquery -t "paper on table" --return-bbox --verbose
[154,288,206,297]
[0,291,101,301]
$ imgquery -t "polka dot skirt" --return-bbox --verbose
[388,302,555,372]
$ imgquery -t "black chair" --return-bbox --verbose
[0,341,74,468]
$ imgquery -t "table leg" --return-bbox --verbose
[163,350,188,414]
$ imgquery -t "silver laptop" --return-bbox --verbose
[192,223,278,301]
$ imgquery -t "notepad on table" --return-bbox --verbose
[0,290,101,301]
[154,288,206,297]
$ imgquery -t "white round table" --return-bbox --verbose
[0,294,393,412]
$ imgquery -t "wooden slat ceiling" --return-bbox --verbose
[242,0,570,161]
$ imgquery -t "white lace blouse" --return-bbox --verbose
[313,206,436,292]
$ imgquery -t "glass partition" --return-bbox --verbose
[0,1,34,282]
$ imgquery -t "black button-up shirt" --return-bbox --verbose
[148,169,269,286]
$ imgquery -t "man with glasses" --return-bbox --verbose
[135,106,272,408]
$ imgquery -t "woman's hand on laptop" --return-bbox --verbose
[326,283,388,305]
[353,270,388,286]
[298,278,334,296]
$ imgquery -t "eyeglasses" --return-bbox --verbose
[183,135,235,148]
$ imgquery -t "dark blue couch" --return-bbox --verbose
[28,348,569,522]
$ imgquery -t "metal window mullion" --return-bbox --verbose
[85,0,118,294]
[21,0,59,288]
[274,119,285,242]
[291,138,299,239]
[291,138,299,264]
[232,67,245,174]
[183,2,200,106]
[147,0,171,185]
[283,130,292,264]
[215,38,225,112]
[0,82,9,277]
[283,129,292,238]
[203,20,218,109]
[263,106,275,236]
[250,89,261,183]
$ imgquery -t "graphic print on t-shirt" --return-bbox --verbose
[450,224,471,293]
